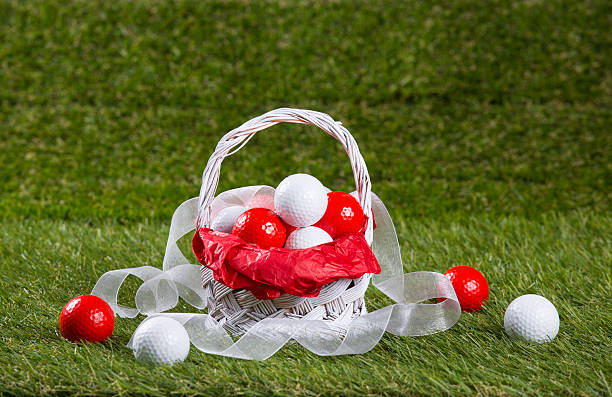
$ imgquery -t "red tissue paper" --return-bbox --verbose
[192,228,381,300]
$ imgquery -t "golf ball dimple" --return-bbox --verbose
[133,317,190,365]
[285,226,333,249]
[210,206,246,233]
[274,174,328,228]
[504,294,559,343]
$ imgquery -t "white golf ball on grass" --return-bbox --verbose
[132,317,190,365]
[504,294,559,343]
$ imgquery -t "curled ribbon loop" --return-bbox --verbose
[93,189,461,360]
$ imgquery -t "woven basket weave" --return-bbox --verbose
[196,108,374,336]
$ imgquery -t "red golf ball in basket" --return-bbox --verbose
[59,295,115,343]
[441,266,489,312]
[314,191,365,238]
[232,208,287,249]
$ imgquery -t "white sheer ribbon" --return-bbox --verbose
[92,187,461,360]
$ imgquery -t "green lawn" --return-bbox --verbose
[1,0,610,395]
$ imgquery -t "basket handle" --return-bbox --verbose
[196,108,373,239]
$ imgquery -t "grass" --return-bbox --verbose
[0,0,610,395]
[1,213,610,395]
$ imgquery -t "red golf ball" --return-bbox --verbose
[442,266,489,312]
[59,295,115,343]
[314,191,365,238]
[233,208,287,249]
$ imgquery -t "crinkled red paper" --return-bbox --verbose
[192,228,381,300]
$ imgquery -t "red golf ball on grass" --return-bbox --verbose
[59,295,115,343]
[232,208,287,249]
[441,266,489,312]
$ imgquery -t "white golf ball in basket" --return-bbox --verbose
[274,174,328,227]
[285,226,333,249]
[210,206,246,233]
[133,317,190,365]
[504,294,560,343]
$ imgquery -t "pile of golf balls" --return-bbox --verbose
[208,173,368,249]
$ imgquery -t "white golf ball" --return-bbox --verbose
[285,226,333,249]
[133,317,190,365]
[274,174,328,227]
[210,206,246,233]
[504,294,559,343]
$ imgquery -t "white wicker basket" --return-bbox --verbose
[196,108,375,336]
